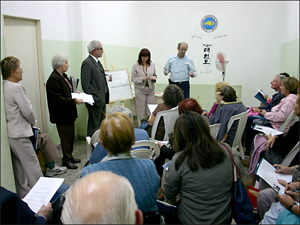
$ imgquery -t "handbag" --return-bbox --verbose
[221,143,256,224]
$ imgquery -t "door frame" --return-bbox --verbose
[2,14,48,133]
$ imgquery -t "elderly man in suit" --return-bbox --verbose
[81,40,111,137]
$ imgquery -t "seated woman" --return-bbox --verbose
[89,105,149,165]
[145,84,184,141]
[244,77,299,155]
[163,111,233,224]
[203,81,230,119]
[81,112,160,218]
[244,94,299,187]
[155,98,209,176]
[209,85,247,147]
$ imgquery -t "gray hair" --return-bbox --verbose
[87,40,101,54]
[108,105,133,121]
[276,74,287,83]
[61,171,137,224]
[51,52,69,70]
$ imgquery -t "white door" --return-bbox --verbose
[3,16,47,132]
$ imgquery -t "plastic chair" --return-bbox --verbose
[209,123,221,139]
[130,140,160,161]
[151,106,179,141]
[86,129,100,161]
[225,111,248,159]
[281,141,300,166]
[279,110,297,132]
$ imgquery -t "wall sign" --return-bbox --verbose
[201,15,218,33]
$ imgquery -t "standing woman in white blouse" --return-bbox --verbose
[131,48,157,126]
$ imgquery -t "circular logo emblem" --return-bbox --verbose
[201,15,218,33]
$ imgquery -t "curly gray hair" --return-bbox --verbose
[51,52,69,70]
[108,105,133,121]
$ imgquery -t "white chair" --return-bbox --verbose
[279,110,298,132]
[130,140,160,161]
[224,111,248,159]
[281,141,300,166]
[151,106,179,141]
[209,123,221,139]
[86,129,100,161]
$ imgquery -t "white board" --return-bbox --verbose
[106,69,133,102]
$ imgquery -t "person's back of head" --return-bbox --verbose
[279,72,290,78]
[178,98,203,115]
[108,105,133,121]
[100,112,135,155]
[220,85,237,102]
[173,111,225,171]
[163,84,184,108]
[215,81,230,92]
[61,171,143,224]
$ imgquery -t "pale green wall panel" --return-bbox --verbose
[1,36,16,192]
[280,39,299,78]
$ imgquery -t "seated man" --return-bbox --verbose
[1,186,52,224]
[89,105,149,164]
[37,133,67,177]
[251,73,289,113]
[81,112,160,217]
[61,171,143,224]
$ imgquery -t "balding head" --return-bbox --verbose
[61,171,143,224]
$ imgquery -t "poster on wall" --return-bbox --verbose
[192,12,227,73]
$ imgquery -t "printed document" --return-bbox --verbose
[148,104,158,115]
[23,177,64,213]
[253,125,284,136]
[255,158,292,195]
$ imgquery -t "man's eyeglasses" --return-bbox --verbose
[96,48,103,51]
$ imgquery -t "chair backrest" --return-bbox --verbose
[90,129,100,148]
[209,123,221,139]
[279,110,296,132]
[226,111,248,151]
[130,140,160,160]
[151,106,179,141]
[281,141,300,166]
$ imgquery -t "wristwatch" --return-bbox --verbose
[288,202,297,212]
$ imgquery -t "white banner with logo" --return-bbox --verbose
[191,12,227,73]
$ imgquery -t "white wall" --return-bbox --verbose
[1,1,299,108]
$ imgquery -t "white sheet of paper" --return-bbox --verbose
[71,92,94,105]
[23,177,64,213]
[256,158,292,195]
[253,125,284,136]
[257,88,266,96]
[148,104,158,115]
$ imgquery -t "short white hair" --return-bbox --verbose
[51,52,69,69]
[61,171,137,224]
[87,40,101,54]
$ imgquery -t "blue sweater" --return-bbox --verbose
[81,158,159,213]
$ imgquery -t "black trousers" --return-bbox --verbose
[56,122,75,164]
[86,103,106,137]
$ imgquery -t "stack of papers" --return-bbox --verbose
[253,125,284,136]
[71,92,94,105]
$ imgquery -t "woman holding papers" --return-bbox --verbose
[244,94,299,188]
[131,48,157,126]
[163,111,232,224]
[46,52,83,170]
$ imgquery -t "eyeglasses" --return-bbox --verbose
[19,68,23,72]
[96,48,103,51]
